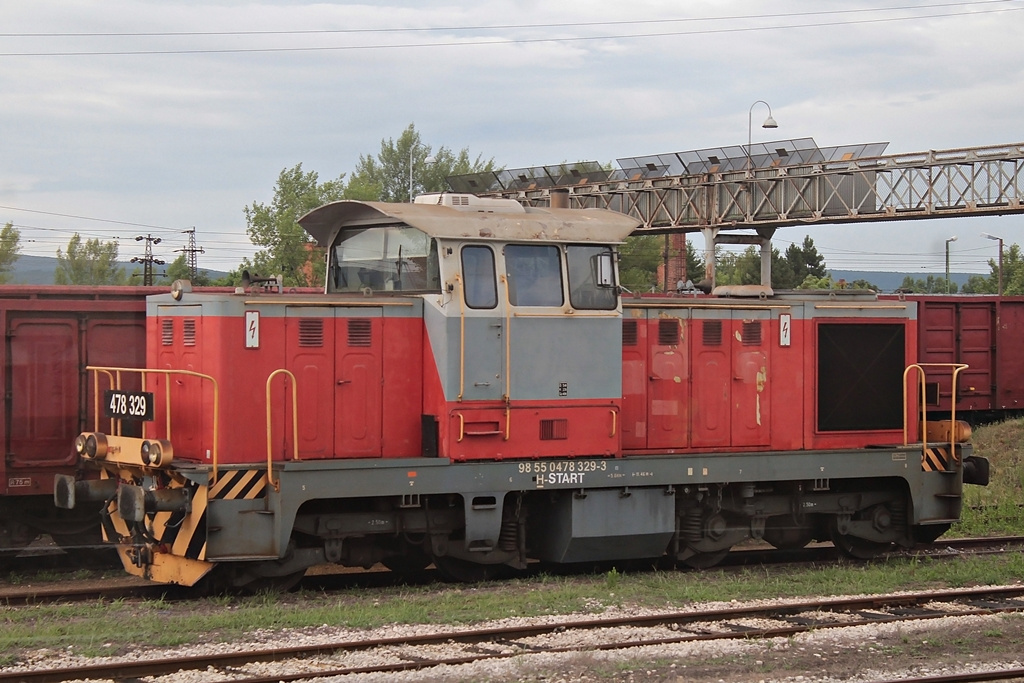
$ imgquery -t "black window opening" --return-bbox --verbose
[505,244,564,307]
[817,323,906,432]
[566,245,618,310]
[461,246,498,309]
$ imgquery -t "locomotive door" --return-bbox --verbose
[646,311,690,450]
[154,306,205,458]
[620,312,648,449]
[285,307,383,459]
[690,310,732,448]
[730,310,771,448]
[690,308,771,449]
[459,245,505,403]
[335,311,383,458]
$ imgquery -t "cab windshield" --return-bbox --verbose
[328,226,439,293]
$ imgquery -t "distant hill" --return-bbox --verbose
[1,255,976,292]
[828,270,974,293]
[3,254,227,285]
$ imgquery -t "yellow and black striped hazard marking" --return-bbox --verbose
[209,469,268,500]
[922,445,961,472]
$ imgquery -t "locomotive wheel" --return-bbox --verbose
[433,555,502,583]
[828,518,891,560]
[762,517,814,551]
[679,547,730,569]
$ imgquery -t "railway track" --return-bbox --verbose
[3,535,1023,606]
[3,585,1024,682]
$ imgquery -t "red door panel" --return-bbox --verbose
[9,319,78,468]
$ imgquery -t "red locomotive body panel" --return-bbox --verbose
[145,296,425,465]
[622,296,919,455]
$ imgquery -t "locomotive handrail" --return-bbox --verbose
[500,273,512,441]
[454,273,465,402]
[90,368,118,436]
[903,363,969,457]
[85,365,220,479]
[265,369,299,492]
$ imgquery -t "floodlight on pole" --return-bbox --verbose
[945,235,958,294]
[409,145,436,203]
[981,232,1004,296]
[747,100,778,173]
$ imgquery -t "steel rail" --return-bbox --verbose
[3,535,1023,605]
[5,585,1024,683]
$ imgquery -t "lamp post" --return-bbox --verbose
[747,100,778,173]
[945,235,958,293]
[408,146,435,202]
[981,232,1004,296]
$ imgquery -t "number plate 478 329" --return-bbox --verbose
[103,390,155,421]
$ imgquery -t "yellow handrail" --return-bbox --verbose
[454,273,465,402]
[86,366,219,481]
[265,369,299,492]
[902,362,969,456]
[91,369,116,434]
[500,274,512,441]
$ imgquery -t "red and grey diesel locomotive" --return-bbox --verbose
[56,195,989,588]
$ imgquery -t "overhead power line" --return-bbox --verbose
[1,2,1021,56]
[0,1,1016,38]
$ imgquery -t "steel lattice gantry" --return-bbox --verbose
[454,141,1024,286]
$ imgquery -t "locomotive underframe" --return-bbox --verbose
[75,443,971,586]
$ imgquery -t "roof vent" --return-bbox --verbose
[415,193,525,214]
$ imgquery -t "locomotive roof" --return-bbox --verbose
[298,199,641,246]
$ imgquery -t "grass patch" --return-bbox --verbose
[3,553,1024,657]
[955,417,1024,536]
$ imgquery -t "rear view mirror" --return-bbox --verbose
[595,251,615,287]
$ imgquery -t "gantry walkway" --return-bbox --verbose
[450,139,1024,234]
[449,139,1024,286]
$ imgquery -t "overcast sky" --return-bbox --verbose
[1,0,1022,277]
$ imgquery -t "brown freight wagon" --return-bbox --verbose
[0,286,151,551]
[884,294,1024,422]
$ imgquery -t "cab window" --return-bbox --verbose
[329,226,439,293]
[505,245,563,307]
[461,246,497,309]
[567,245,618,310]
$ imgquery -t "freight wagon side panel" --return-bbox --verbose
[8,317,79,470]
[995,300,1024,411]
[956,303,995,410]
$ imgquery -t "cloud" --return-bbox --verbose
[1,0,1022,271]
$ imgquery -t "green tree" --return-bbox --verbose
[716,246,762,286]
[961,243,1024,295]
[897,274,957,294]
[348,123,496,202]
[780,236,827,288]
[796,274,834,289]
[686,238,706,284]
[242,163,348,288]
[159,254,212,286]
[54,234,128,285]
[618,235,662,292]
[715,236,828,289]
[0,222,21,284]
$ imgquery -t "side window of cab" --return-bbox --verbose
[461,246,497,309]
